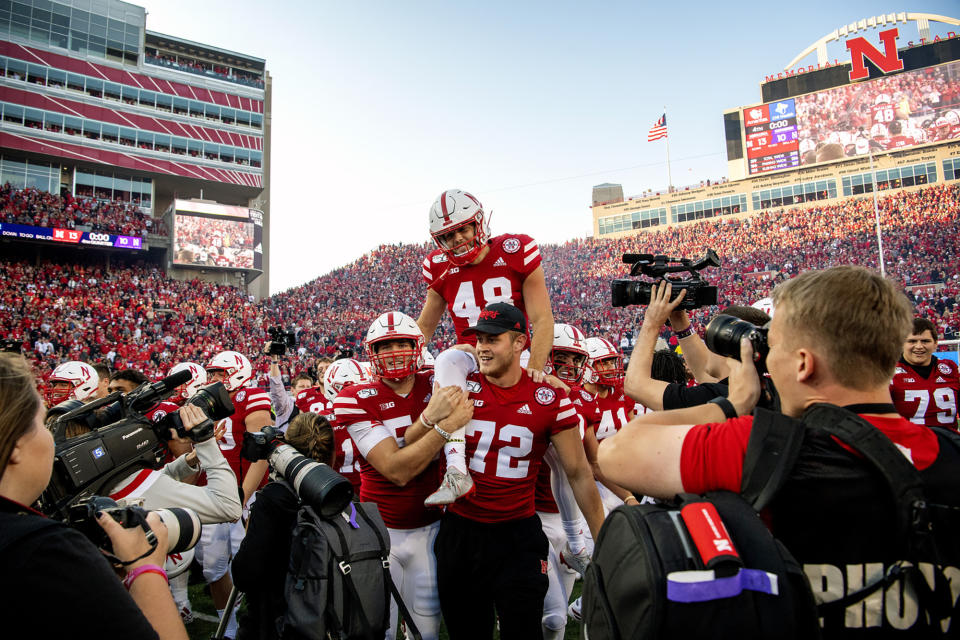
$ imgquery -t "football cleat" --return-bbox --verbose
[424,468,475,506]
[568,596,583,622]
[559,542,591,576]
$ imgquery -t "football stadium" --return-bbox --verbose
[2,3,960,639]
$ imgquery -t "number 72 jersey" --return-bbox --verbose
[890,358,960,431]
[422,233,541,344]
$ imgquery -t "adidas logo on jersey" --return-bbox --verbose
[493,257,507,267]
[936,377,948,384]
[518,404,533,415]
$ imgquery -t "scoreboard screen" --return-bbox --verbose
[172,200,263,271]
[743,99,800,175]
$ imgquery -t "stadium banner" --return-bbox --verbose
[0,223,144,250]
[172,199,263,272]
[744,58,960,176]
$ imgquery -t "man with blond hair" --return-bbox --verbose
[599,266,960,639]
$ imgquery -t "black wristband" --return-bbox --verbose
[674,325,695,339]
[709,397,738,420]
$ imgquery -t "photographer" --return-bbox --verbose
[625,281,770,411]
[232,411,335,640]
[598,266,960,638]
[265,345,315,431]
[0,353,187,639]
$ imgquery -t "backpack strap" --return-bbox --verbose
[328,516,378,640]
[353,503,424,640]
[740,407,806,511]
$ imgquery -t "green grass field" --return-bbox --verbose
[185,578,585,639]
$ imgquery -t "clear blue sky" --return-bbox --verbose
[135,1,960,293]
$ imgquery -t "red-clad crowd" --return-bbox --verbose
[0,184,165,237]
[3,183,960,386]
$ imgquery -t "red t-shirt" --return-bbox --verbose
[452,371,578,523]
[421,234,542,345]
[680,414,941,494]
[335,371,440,530]
[889,358,959,431]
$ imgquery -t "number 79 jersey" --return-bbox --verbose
[422,233,542,345]
[890,357,960,431]
[451,372,580,524]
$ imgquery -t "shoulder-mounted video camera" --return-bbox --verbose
[267,326,297,356]
[40,370,234,522]
[611,249,720,310]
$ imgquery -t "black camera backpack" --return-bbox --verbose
[582,404,960,639]
[281,498,422,640]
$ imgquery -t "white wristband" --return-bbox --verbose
[433,423,451,442]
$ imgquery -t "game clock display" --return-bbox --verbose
[743,99,800,175]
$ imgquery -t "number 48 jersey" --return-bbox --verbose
[890,357,959,431]
[422,233,542,345]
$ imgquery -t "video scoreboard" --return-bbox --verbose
[743,99,799,175]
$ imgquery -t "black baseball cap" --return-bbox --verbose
[463,302,528,336]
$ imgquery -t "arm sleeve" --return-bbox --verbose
[144,438,242,523]
[269,372,293,422]
[161,452,196,481]
[679,416,754,494]
[422,255,434,286]
[334,395,392,457]
[516,235,542,276]
[434,349,478,390]
[551,397,580,435]
[662,382,729,410]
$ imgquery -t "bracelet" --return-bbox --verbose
[673,325,695,339]
[624,495,639,505]
[433,423,452,442]
[420,413,437,429]
[123,564,168,590]
[709,397,738,420]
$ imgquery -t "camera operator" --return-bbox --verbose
[265,345,316,431]
[0,353,187,639]
[231,411,335,640]
[598,266,960,639]
[625,281,770,411]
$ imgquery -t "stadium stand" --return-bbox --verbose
[3,183,960,387]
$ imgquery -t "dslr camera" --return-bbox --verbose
[266,326,297,356]
[611,250,720,311]
[704,314,770,373]
[41,370,234,521]
[242,425,353,518]
[67,495,201,558]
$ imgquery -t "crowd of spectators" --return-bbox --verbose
[0,184,165,237]
[144,50,265,89]
[3,183,960,387]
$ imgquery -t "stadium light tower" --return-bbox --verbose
[865,134,886,278]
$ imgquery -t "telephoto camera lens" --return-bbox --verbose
[269,444,354,517]
[153,507,202,554]
[704,314,770,370]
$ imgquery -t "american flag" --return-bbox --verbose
[648,114,668,141]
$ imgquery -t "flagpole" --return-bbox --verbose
[664,106,673,192]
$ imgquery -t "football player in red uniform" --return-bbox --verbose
[890,318,959,432]
[43,360,99,408]
[417,188,555,502]
[431,303,603,640]
[334,312,473,640]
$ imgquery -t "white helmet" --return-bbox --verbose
[875,93,891,106]
[752,297,775,318]
[323,358,373,402]
[164,548,196,579]
[550,323,589,383]
[168,362,207,401]
[421,347,435,370]
[365,312,424,379]
[45,361,99,406]
[358,361,375,377]
[206,351,253,392]
[945,110,960,126]
[585,337,624,387]
[428,189,490,266]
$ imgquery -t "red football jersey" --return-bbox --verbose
[884,135,913,150]
[871,103,895,126]
[452,372,579,523]
[591,387,634,442]
[535,384,598,513]
[890,358,959,431]
[145,400,182,424]
[334,371,441,529]
[295,387,331,416]
[422,233,542,345]
[217,387,273,482]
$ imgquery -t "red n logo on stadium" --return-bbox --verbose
[846,28,904,81]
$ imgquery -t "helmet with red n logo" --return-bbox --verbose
[44,361,99,406]
[206,351,252,392]
[550,323,589,383]
[585,337,624,386]
[168,362,207,401]
[323,358,373,401]
[428,189,490,266]
[365,312,424,379]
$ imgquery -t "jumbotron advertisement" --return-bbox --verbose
[172,199,263,271]
[744,58,960,175]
